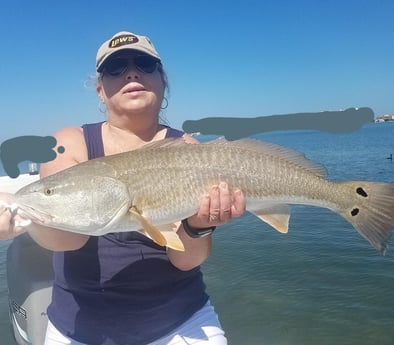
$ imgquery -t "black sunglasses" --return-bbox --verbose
[103,55,159,77]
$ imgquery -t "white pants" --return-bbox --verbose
[44,301,227,345]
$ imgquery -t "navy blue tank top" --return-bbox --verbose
[48,122,208,345]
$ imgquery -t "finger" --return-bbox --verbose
[0,205,8,217]
[0,199,10,207]
[0,193,15,203]
[230,189,246,218]
[15,218,32,228]
[208,185,220,223]
[0,227,27,240]
[196,193,211,221]
[12,225,28,237]
[0,207,28,240]
[219,182,232,222]
[0,208,12,237]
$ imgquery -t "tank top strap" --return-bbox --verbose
[164,126,184,138]
[81,121,105,159]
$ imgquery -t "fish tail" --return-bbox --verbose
[338,181,394,254]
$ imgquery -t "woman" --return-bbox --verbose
[0,31,246,344]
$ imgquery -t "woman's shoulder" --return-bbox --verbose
[40,126,88,177]
[54,126,84,140]
[54,126,87,156]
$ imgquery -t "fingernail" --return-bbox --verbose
[219,182,227,189]
[234,189,241,196]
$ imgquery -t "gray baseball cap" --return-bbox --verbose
[96,31,161,72]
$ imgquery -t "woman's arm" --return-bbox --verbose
[167,135,246,271]
[0,127,91,251]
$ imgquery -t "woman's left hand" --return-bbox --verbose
[168,182,246,270]
[187,182,246,229]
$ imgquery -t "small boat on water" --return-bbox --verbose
[1,172,53,345]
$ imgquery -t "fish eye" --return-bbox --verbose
[44,188,54,196]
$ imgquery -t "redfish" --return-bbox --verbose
[14,138,394,253]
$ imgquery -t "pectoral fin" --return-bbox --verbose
[129,207,167,246]
[129,208,184,251]
[250,204,290,233]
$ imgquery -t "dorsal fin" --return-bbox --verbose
[203,137,326,176]
[135,137,326,177]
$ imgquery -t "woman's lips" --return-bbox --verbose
[123,84,146,94]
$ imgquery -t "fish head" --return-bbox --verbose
[14,171,131,233]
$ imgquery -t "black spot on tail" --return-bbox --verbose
[351,208,360,217]
[356,187,368,198]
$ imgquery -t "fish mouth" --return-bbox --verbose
[16,204,53,225]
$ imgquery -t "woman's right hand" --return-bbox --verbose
[0,192,29,240]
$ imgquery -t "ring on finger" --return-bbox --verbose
[209,214,219,222]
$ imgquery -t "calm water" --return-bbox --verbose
[0,122,393,344]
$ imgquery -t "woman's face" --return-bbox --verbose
[96,52,165,116]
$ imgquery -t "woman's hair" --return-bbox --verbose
[156,63,170,125]
[157,63,170,94]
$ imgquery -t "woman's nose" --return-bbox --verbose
[125,64,140,80]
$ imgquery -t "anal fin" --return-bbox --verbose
[156,222,185,251]
[250,204,290,233]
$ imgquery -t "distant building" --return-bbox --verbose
[375,114,394,122]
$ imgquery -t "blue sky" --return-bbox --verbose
[0,0,393,142]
